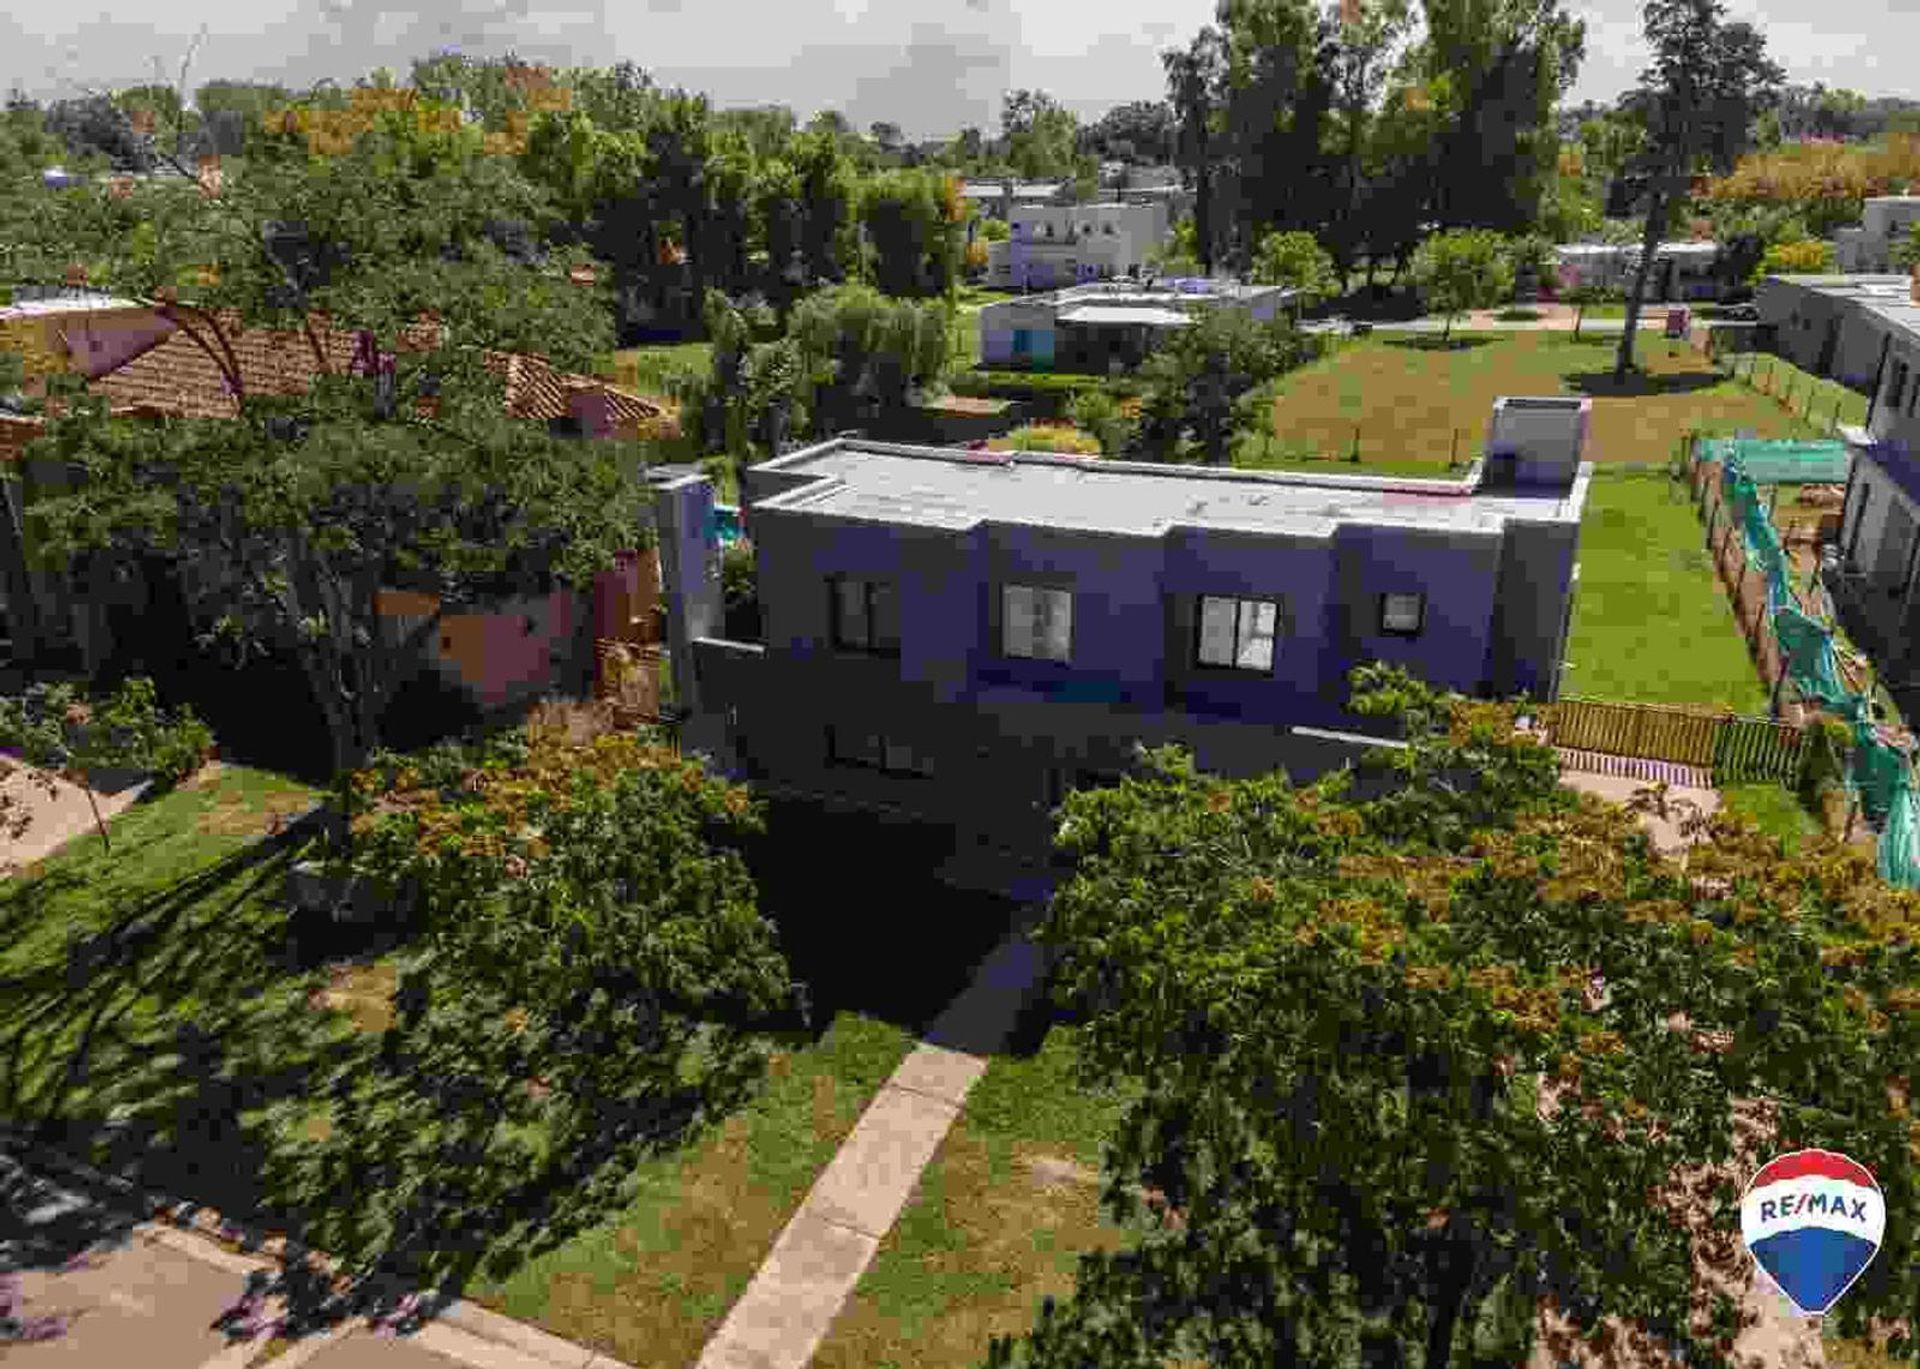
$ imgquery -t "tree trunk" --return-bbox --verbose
[1424,1231,1478,1369]
[1573,304,1585,341]
[81,778,109,854]
[1614,185,1669,382]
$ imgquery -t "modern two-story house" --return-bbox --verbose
[653,396,1594,895]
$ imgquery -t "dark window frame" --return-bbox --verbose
[828,575,902,656]
[1379,591,1427,638]
[1001,582,1074,662]
[1891,360,1912,415]
[1192,594,1282,675]
[825,725,933,778]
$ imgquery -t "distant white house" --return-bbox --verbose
[961,181,1070,218]
[1835,198,1920,274]
[984,201,1174,291]
[979,279,1295,373]
[1553,241,1723,301]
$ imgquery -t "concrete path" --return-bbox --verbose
[1558,766,1721,855]
[2,1153,623,1369]
[695,911,1052,1369]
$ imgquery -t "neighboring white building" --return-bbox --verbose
[961,180,1070,219]
[1552,241,1723,301]
[979,279,1295,372]
[1754,274,1917,393]
[984,201,1174,291]
[1835,198,1920,274]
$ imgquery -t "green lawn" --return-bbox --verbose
[1258,332,1825,473]
[1719,782,1824,853]
[1724,349,1871,434]
[1561,470,1769,712]
[812,1027,1141,1369]
[609,342,713,398]
[468,1012,915,1369]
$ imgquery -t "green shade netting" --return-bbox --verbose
[1696,438,1920,885]
[1695,436,1851,486]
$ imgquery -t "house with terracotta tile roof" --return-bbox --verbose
[0,299,674,737]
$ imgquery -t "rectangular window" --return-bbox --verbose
[1380,592,1426,637]
[1891,361,1912,415]
[1195,595,1279,673]
[829,577,900,654]
[825,727,932,777]
[1002,584,1072,661]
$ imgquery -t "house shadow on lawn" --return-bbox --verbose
[742,798,1034,1047]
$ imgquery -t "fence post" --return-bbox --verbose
[1351,421,1361,462]
[1450,427,1460,468]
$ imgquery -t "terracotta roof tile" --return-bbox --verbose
[83,313,668,430]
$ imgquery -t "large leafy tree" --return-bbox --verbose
[786,282,952,434]
[1001,90,1088,182]
[1217,0,1339,262]
[21,373,647,780]
[1413,0,1587,236]
[989,664,1920,1368]
[1410,227,1517,339]
[1611,0,1783,380]
[3,92,640,779]
[1322,0,1416,276]
[858,168,966,300]
[253,723,798,1300]
[1165,28,1232,275]
[1084,100,1177,166]
[1132,306,1321,465]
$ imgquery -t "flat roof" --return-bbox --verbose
[0,295,146,318]
[749,437,1589,540]
[1057,305,1193,327]
[1556,241,1719,257]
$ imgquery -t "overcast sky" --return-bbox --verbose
[2,0,1914,140]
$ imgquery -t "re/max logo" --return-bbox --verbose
[1758,1191,1871,1223]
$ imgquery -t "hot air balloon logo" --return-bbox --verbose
[1740,1149,1884,1317]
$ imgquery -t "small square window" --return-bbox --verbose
[1380,592,1425,637]
[1003,584,1072,661]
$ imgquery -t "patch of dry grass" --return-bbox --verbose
[310,960,399,1035]
[1258,333,1824,473]
[194,766,317,837]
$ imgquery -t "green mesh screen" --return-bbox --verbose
[1694,437,1851,486]
[1696,438,1919,884]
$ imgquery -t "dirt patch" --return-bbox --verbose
[1019,1153,1101,1192]
[309,961,399,1035]
[196,782,314,837]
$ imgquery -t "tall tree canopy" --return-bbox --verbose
[989,665,1920,1368]
[1612,0,1783,379]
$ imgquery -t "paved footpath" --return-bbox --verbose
[695,908,1052,1369]
[3,1155,624,1369]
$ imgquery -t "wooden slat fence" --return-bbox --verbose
[1544,697,1804,786]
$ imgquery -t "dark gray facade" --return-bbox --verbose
[656,398,1593,895]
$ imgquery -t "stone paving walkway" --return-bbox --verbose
[694,909,1052,1369]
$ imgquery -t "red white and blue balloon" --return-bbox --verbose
[1740,1149,1885,1317]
